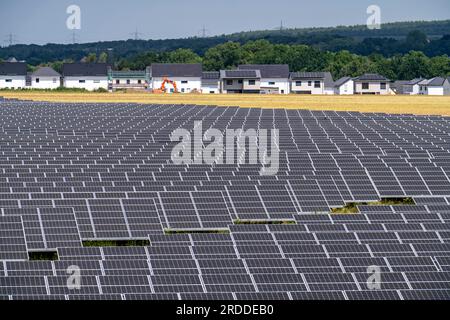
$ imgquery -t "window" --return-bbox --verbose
[314,81,321,88]
[238,80,243,84]
[127,79,131,84]
[94,80,100,84]
[362,83,369,90]
[79,80,86,83]
[116,80,120,84]
[268,81,275,85]
[281,90,284,94]
[36,78,40,83]
[181,88,185,93]
[209,91,215,94]
[248,80,256,85]
[53,78,57,83]
[181,80,188,84]
[296,81,302,86]
[138,80,142,84]
[6,79,12,82]
[308,81,312,86]
[380,82,386,90]
[226,80,233,85]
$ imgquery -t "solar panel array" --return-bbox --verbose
[0,99,449,300]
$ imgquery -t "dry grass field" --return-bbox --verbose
[1,91,450,116]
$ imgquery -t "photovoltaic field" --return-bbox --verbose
[0,97,450,300]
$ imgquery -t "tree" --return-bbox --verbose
[167,49,202,64]
[85,53,97,63]
[203,42,244,71]
[429,55,450,76]
[397,51,431,79]
[98,52,108,63]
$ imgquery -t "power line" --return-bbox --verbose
[68,30,80,44]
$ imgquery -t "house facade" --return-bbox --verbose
[201,71,220,94]
[150,64,202,93]
[0,62,27,89]
[333,77,354,95]
[290,72,334,95]
[62,63,109,91]
[402,78,423,95]
[31,67,61,89]
[238,64,290,94]
[354,73,390,95]
[419,77,450,96]
[219,70,261,94]
[109,68,149,91]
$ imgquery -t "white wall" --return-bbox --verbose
[0,76,26,89]
[32,76,60,89]
[64,76,108,91]
[426,87,445,96]
[260,79,290,94]
[334,80,354,95]
[152,77,201,93]
[355,81,390,95]
[201,85,220,94]
[291,79,324,94]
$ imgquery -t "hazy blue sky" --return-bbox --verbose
[1,0,449,45]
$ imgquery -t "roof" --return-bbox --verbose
[220,70,261,79]
[62,63,108,77]
[407,78,425,85]
[355,73,389,81]
[151,63,202,78]
[238,64,289,78]
[202,71,220,80]
[424,77,448,87]
[31,67,61,78]
[333,77,352,88]
[290,71,334,88]
[0,62,27,76]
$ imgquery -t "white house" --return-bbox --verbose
[150,63,202,93]
[333,77,354,95]
[419,77,450,96]
[0,62,27,89]
[201,71,220,94]
[354,73,391,95]
[31,67,61,89]
[238,64,290,94]
[62,63,109,91]
[290,72,334,95]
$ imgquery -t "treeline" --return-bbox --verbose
[113,40,450,81]
[0,20,450,65]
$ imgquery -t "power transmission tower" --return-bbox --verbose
[4,33,18,47]
[130,28,144,40]
[69,30,80,44]
[279,20,284,31]
[198,25,209,38]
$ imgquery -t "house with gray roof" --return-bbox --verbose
[333,77,354,95]
[62,63,109,91]
[290,72,334,95]
[0,62,27,89]
[150,63,202,93]
[201,71,220,94]
[31,67,61,89]
[220,69,261,94]
[354,73,391,95]
[418,77,450,96]
[238,64,290,94]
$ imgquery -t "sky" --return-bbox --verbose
[0,0,449,45]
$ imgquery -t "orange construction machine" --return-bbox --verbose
[158,78,178,93]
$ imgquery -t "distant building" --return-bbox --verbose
[62,63,109,91]
[0,62,27,89]
[201,71,220,94]
[150,63,202,93]
[220,70,261,94]
[400,78,424,95]
[354,73,390,95]
[109,68,150,91]
[290,72,334,95]
[31,67,61,89]
[333,77,354,95]
[419,77,450,96]
[238,64,290,94]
